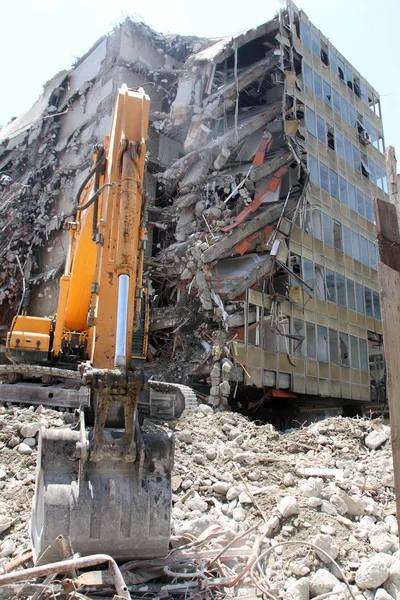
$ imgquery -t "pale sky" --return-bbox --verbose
[1,0,399,164]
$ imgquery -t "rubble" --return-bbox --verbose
[0,406,398,599]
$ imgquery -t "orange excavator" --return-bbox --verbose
[4,85,196,563]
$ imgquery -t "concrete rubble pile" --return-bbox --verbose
[0,9,308,408]
[0,404,399,600]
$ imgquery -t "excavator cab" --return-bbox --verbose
[29,85,176,563]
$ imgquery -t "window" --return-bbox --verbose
[345,65,353,89]
[336,130,345,160]
[343,225,352,256]
[306,106,317,137]
[352,230,361,261]
[292,318,305,356]
[339,176,348,205]
[369,241,377,270]
[348,183,357,212]
[303,62,313,90]
[329,49,337,76]
[308,154,319,186]
[364,287,373,318]
[325,269,336,303]
[320,162,330,193]
[330,169,339,199]
[361,154,371,180]
[356,282,364,313]
[315,265,325,299]
[350,335,359,369]
[356,189,365,217]
[323,80,332,106]
[323,213,333,246]
[333,219,342,250]
[327,125,335,150]
[303,257,314,291]
[353,145,361,171]
[359,338,368,371]
[317,114,325,143]
[349,105,357,128]
[306,322,317,358]
[369,160,376,185]
[360,81,368,105]
[339,332,350,367]
[314,72,323,98]
[329,329,339,364]
[311,208,323,240]
[311,31,320,57]
[364,195,374,223]
[345,138,353,167]
[317,325,328,362]
[337,57,344,81]
[301,20,311,48]
[353,76,361,98]
[320,42,329,66]
[333,89,341,115]
[346,279,356,311]
[341,97,349,123]
[360,236,369,265]
[335,273,346,307]
[373,291,381,320]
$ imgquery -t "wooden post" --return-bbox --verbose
[374,145,400,538]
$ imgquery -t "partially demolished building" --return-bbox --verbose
[0,1,387,423]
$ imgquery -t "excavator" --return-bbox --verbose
[3,85,197,563]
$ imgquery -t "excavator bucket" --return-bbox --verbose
[31,419,174,564]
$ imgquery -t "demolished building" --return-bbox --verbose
[0,1,388,425]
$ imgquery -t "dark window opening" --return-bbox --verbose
[337,58,345,81]
[333,220,342,250]
[320,42,329,66]
[353,76,361,98]
[340,332,350,367]
[327,125,335,150]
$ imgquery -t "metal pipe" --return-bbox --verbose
[0,554,131,600]
[115,273,129,368]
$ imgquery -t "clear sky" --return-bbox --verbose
[1,0,399,167]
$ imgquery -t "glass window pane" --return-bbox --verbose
[345,65,353,88]
[333,89,341,115]
[326,269,336,303]
[349,105,357,128]
[317,325,328,362]
[369,241,377,270]
[360,236,369,265]
[339,176,348,205]
[356,282,364,313]
[329,329,339,364]
[329,49,337,76]
[320,162,329,193]
[364,195,374,223]
[314,72,323,98]
[303,257,314,291]
[317,114,325,143]
[330,169,339,199]
[339,332,350,367]
[352,230,360,261]
[356,189,365,216]
[306,106,317,137]
[348,183,357,211]
[365,287,373,317]
[345,138,353,167]
[353,145,361,171]
[311,31,320,56]
[337,57,345,80]
[292,318,305,356]
[312,209,322,240]
[308,154,319,186]
[341,97,349,123]
[301,20,311,48]
[373,291,381,320]
[336,273,346,307]
[303,62,313,90]
[350,335,359,369]
[315,265,325,299]
[346,279,356,311]
[333,220,342,251]
[306,322,317,358]
[359,338,368,370]
[323,213,333,246]
[336,131,345,159]
[343,225,352,256]
[323,80,332,106]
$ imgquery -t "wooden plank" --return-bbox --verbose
[377,263,400,534]
[0,383,90,408]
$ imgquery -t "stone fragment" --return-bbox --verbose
[286,577,309,600]
[171,476,182,492]
[312,534,339,564]
[277,496,299,518]
[23,437,36,447]
[0,539,15,557]
[310,569,340,595]
[20,423,40,438]
[355,561,389,590]
[192,453,206,465]
[176,430,193,444]
[375,589,394,600]
[232,506,246,522]
[261,515,281,538]
[226,486,241,501]
[0,469,6,480]
[307,496,322,508]
[364,430,389,450]
[369,523,396,553]
[186,495,208,513]
[283,473,295,487]
[205,447,217,460]
[16,443,33,455]
[8,436,20,448]
[0,516,12,535]
[329,494,348,515]
[212,482,231,496]
[290,562,310,577]
[299,477,324,498]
